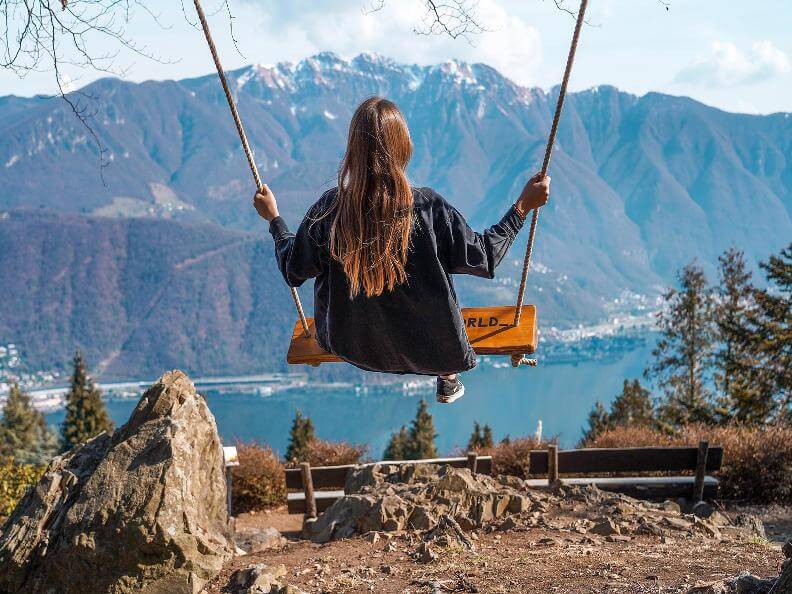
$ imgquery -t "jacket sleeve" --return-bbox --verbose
[268,215,323,288]
[443,201,525,278]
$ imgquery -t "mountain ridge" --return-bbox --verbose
[0,52,790,376]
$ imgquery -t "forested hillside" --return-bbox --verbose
[0,211,298,377]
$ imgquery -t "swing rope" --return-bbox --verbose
[192,0,311,337]
[513,0,589,328]
[193,0,588,356]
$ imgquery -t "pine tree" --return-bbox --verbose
[467,421,494,451]
[1,384,42,463]
[34,425,60,464]
[285,409,315,463]
[610,379,655,427]
[481,424,494,449]
[383,426,409,460]
[581,379,655,444]
[713,248,767,423]
[747,243,792,421]
[61,349,114,451]
[405,400,437,460]
[581,401,610,444]
[646,262,717,427]
[467,421,483,451]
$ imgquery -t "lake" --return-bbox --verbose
[45,343,653,458]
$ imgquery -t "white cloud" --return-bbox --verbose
[2,1,790,114]
[236,0,542,86]
[58,73,77,94]
[675,40,790,87]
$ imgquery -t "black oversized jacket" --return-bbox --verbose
[269,187,525,375]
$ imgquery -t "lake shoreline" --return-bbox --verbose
[44,338,656,452]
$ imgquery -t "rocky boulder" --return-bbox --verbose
[235,527,287,554]
[230,562,308,594]
[413,515,475,562]
[0,371,232,594]
[304,464,539,543]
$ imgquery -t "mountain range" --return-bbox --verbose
[0,52,790,377]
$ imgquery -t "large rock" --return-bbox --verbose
[235,527,287,554]
[304,464,536,543]
[230,562,308,594]
[0,371,232,593]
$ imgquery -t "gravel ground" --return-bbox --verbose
[206,502,788,593]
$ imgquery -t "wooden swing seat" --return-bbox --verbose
[287,305,537,365]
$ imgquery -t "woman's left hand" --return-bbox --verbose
[253,184,280,221]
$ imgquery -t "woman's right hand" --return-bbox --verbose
[515,172,551,218]
[253,184,280,221]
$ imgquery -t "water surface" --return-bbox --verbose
[45,344,651,457]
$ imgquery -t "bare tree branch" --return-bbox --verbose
[0,0,173,173]
[363,0,486,40]
[415,1,486,40]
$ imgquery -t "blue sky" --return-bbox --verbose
[2,0,790,114]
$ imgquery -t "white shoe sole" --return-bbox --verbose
[436,385,465,404]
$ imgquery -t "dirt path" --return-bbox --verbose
[208,506,786,593]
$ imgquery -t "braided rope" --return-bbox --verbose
[193,0,310,337]
[513,0,589,328]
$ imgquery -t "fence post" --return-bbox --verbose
[300,461,318,520]
[547,444,559,488]
[692,440,709,503]
[222,446,239,519]
[467,451,478,474]
[222,445,239,552]
[226,466,234,517]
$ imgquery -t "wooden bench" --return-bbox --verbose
[527,442,723,501]
[285,453,493,518]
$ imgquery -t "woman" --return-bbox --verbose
[253,97,549,404]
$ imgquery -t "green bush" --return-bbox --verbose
[585,424,792,503]
[0,457,44,519]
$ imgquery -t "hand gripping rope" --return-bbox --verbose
[192,0,311,337]
[511,0,589,367]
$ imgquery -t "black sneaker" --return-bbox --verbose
[436,377,465,404]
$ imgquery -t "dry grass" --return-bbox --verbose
[473,437,556,479]
[301,439,368,467]
[231,443,287,513]
[585,424,792,503]
[232,439,368,512]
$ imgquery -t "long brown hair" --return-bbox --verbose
[330,96,414,299]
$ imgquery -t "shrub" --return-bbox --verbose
[230,439,368,513]
[470,436,555,479]
[585,424,792,503]
[231,443,286,513]
[582,425,679,448]
[0,457,44,519]
[302,439,368,467]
